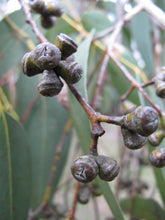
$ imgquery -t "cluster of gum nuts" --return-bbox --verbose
[29,0,63,29]
[21,33,83,96]
[71,104,161,184]
[121,100,165,169]
[21,35,164,186]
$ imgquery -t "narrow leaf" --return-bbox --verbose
[120,197,165,220]
[69,32,94,153]
[98,178,125,220]
[0,110,31,220]
[17,74,71,208]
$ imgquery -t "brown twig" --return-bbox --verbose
[109,53,162,115]
[67,182,80,220]
[20,94,40,124]
[120,80,155,101]
[18,0,48,43]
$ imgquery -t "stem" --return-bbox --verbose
[67,182,80,220]
[68,84,105,137]
[110,53,162,116]
[18,0,48,43]
[120,80,155,101]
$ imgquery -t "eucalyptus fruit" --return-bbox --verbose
[29,0,63,17]
[71,155,98,183]
[40,15,56,29]
[31,43,61,70]
[122,100,137,114]
[148,130,165,147]
[55,33,78,60]
[154,67,165,98]
[21,52,42,76]
[22,43,61,76]
[122,106,159,136]
[37,69,63,96]
[121,127,147,150]
[55,60,83,84]
[96,155,120,181]
[149,148,165,168]
[77,184,90,204]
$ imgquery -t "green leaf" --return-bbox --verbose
[98,178,124,220]
[129,11,155,75]
[0,10,39,76]
[120,197,165,220]
[81,11,112,36]
[0,111,31,220]
[17,74,71,208]
[69,32,94,153]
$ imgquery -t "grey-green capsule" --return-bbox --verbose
[121,127,147,150]
[149,148,165,168]
[40,15,56,29]
[55,33,78,60]
[77,184,90,204]
[55,60,82,84]
[21,52,42,76]
[31,42,61,70]
[37,69,63,96]
[122,106,159,136]
[148,130,165,147]
[96,155,120,181]
[71,155,98,183]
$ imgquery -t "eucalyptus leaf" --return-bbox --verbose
[17,73,71,208]
[129,11,155,75]
[0,10,39,75]
[98,178,124,220]
[69,32,94,153]
[120,197,165,220]
[82,11,112,36]
[0,111,31,220]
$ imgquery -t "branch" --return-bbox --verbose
[18,0,48,43]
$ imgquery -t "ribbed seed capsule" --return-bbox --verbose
[37,69,63,96]
[21,52,42,76]
[29,0,45,14]
[40,15,56,29]
[31,43,61,70]
[96,155,120,181]
[43,0,63,16]
[55,60,83,84]
[122,100,137,114]
[121,127,147,150]
[148,130,165,147]
[55,33,78,60]
[149,148,165,168]
[155,67,165,98]
[71,155,98,183]
[122,106,159,136]
[29,0,63,16]
[91,182,102,197]
[77,184,90,204]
